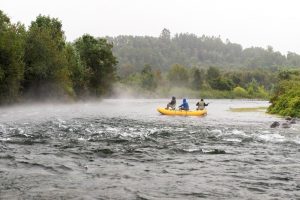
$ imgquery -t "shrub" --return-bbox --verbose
[233,86,248,98]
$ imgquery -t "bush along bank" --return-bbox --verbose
[268,70,300,117]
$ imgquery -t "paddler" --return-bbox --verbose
[166,96,176,110]
[179,98,189,110]
[196,99,209,110]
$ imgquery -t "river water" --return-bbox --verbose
[0,99,299,199]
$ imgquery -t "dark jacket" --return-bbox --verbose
[169,98,176,105]
[179,98,189,110]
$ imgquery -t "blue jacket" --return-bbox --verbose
[179,98,189,110]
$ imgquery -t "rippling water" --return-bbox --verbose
[0,99,299,199]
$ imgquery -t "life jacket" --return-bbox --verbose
[197,101,205,110]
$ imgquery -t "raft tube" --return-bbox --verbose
[157,107,207,116]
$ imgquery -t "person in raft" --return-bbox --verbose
[179,98,189,110]
[196,99,209,110]
[166,96,176,110]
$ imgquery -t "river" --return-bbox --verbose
[0,99,299,199]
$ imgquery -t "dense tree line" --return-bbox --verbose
[109,28,295,99]
[120,63,273,99]
[108,28,300,78]
[0,11,117,104]
[1,11,297,104]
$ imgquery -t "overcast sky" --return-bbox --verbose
[1,0,300,54]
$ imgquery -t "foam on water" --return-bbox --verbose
[294,137,300,144]
[209,129,223,134]
[0,99,299,200]
[257,133,286,143]
[223,138,242,142]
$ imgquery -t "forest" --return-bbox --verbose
[108,28,300,73]
[108,29,300,116]
[108,29,300,100]
[0,10,299,116]
[0,10,117,104]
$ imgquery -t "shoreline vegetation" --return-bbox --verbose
[112,83,269,99]
[267,70,300,117]
[1,10,299,117]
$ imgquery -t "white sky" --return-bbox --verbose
[1,0,300,54]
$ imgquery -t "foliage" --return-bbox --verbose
[74,34,117,97]
[257,85,269,99]
[24,15,73,99]
[268,73,300,117]
[190,67,204,90]
[214,77,234,91]
[140,64,157,91]
[0,10,118,104]
[233,86,248,98]
[108,30,300,73]
[64,43,87,97]
[206,67,234,90]
[206,66,220,87]
[167,64,189,87]
[0,11,295,104]
[246,78,259,95]
[0,11,26,104]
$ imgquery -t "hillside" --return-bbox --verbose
[108,29,300,77]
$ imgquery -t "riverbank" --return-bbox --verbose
[112,83,270,100]
[267,71,300,117]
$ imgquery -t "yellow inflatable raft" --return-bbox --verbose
[157,107,207,116]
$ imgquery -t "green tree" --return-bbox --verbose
[159,28,171,41]
[24,15,73,99]
[206,66,220,88]
[247,78,259,95]
[167,64,189,87]
[209,77,233,91]
[0,10,26,104]
[65,43,87,97]
[74,34,117,96]
[257,85,269,98]
[229,72,242,86]
[268,78,300,117]
[140,64,157,91]
[190,67,204,90]
[108,31,299,73]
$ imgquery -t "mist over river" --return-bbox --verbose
[0,99,299,199]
